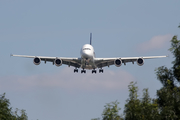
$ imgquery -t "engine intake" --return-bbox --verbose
[54,58,62,67]
[114,59,122,67]
[33,57,41,65]
[137,58,144,66]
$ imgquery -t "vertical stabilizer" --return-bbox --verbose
[90,33,92,45]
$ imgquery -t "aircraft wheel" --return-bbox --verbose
[81,69,86,73]
[92,69,96,74]
[99,69,103,73]
[74,69,78,73]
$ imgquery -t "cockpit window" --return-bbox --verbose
[83,48,91,50]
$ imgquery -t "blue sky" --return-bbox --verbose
[0,0,180,120]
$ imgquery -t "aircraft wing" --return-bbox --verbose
[94,55,167,68]
[12,54,81,68]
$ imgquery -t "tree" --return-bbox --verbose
[124,82,160,120]
[91,118,100,120]
[0,93,14,120]
[0,93,28,120]
[102,100,123,120]
[155,25,180,119]
[14,108,28,120]
[92,100,123,120]
[93,24,180,120]
[124,82,141,120]
[169,35,180,82]
[140,89,160,120]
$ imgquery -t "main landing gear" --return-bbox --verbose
[74,68,104,73]
[81,69,86,73]
[92,69,103,73]
[74,68,86,73]
[92,69,96,74]
[99,69,103,73]
[74,68,78,73]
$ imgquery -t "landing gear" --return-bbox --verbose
[74,68,78,73]
[92,69,97,74]
[81,69,86,73]
[99,69,103,73]
[75,68,103,73]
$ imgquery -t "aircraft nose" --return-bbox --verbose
[82,50,92,58]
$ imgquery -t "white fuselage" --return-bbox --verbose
[80,44,96,69]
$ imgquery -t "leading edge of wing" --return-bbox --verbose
[12,54,56,59]
[95,55,168,61]
[11,54,79,60]
[121,55,168,60]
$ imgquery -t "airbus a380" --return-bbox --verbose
[12,33,167,74]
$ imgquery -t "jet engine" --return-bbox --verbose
[33,57,41,65]
[114,59,122,67]
[136,58,144,66]
[54,58,62,67]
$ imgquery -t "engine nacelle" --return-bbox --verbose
[54,58,62,67]
[114,59,122,67]
[33,57,41,65]
[137,58,144,66]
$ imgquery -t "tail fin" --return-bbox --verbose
[90,33,92,45]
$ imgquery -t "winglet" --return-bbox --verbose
[90,33,92,45]
[10,54,13,57]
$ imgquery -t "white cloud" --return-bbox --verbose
[0,68,134,93]
[137,34,172,53]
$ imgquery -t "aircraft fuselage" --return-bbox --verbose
[80,44,96,69]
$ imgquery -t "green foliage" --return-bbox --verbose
[91,118,100,120]
[140,89,160,120]
[155,66,175,88]
[0,93,28,120]
[0,93,14,120]
[124,82,141,120]
[124,82,159,120]
[93,24,180,120]
[155,26,180,119]
[170,35,180,82]
[156,80,180,119]
[14,108,28,120]
[102,100,123,120]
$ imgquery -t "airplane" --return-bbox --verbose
[12,33,167,74]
